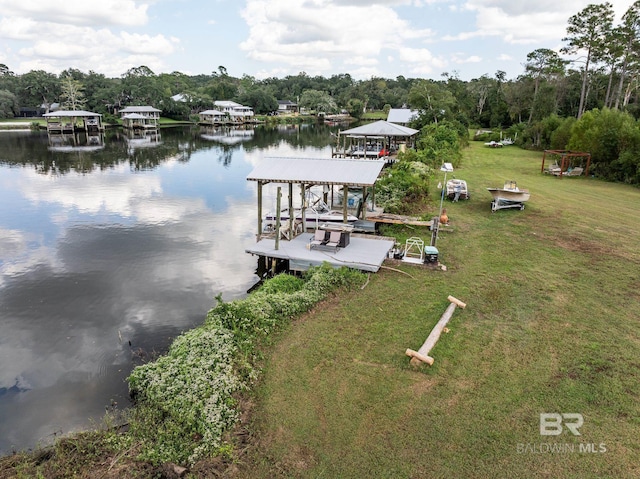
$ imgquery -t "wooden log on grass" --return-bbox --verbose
[406,295,466,367]
[405,348,434,366]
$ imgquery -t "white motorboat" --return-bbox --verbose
[264,200,358,230]
[487,180,530,211]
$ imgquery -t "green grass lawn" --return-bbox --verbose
[0,118,39,129]
[361,111,388,121]
[238,142,640,478]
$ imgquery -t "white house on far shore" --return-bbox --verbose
[214,101,254,123]
[277,100,298,115]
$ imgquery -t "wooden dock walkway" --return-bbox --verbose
[365,213,433,228]
[246,232,395,273]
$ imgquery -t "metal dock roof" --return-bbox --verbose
[246,157,386,187]
[339,120,419,137]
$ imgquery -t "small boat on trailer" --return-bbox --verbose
[487,180,530,212]
[446,178,470,201]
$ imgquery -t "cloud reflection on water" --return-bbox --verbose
[0,136,263,453]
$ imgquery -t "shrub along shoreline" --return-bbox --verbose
[127,265,365,465]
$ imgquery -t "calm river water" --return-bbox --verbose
[0,123,336,454]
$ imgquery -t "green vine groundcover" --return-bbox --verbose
[127,264,364,465]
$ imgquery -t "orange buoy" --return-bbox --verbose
[440,208,449,225]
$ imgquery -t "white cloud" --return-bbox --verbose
[0,1,175,75]
[461,0,635,46]
[0,17,39,41]
[120,32,179,55]
[464,0,632,19]
[20,42,92,61]
[395,46,447,76]
[454,54,482,64]
[344,56,379,67]
[19,166,162,217]
[0,0,149,27]
[13,26,176,76]
[239,0,434,77]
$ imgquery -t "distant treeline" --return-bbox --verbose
[0,1,639,183]
[0,3,639,126]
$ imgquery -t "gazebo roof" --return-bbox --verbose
[247,157,385,187]
[339,120,418,137]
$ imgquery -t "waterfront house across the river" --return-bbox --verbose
[120,106,161,129]
[214,100,255,123]
[277,100,298,115]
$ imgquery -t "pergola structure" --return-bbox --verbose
[246,157,386,240]
[541,150,591,178]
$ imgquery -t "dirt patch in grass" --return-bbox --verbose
[549,232,609,256]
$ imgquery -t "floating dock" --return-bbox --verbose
[246,232,395,273]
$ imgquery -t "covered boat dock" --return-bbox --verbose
[246,157,394,273]
[334,120,419,159]
[247,157,386,238]
[43,110,104,133]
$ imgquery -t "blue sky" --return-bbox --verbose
[0,0,635,82]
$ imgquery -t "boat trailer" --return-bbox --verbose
[491,198,526,212]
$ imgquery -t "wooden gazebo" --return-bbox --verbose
[541,150,591,178]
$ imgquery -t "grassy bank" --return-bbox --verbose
[238,143,640,478]
[0,119,37,130]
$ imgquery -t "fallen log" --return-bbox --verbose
[406,295,466,367]
[405,348,434,366]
